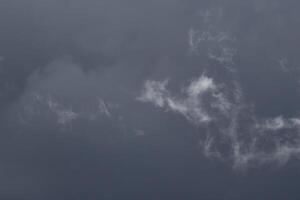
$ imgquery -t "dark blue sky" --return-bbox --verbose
[1,0,300,199]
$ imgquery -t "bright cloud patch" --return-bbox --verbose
[139,75,300,170]
[138,75,228,124]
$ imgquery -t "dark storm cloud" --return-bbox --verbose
[1,0,300,199]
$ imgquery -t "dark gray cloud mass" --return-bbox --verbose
[1,0,300,199]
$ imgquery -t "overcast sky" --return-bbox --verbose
[1,0,300,199]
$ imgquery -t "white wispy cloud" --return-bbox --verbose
[18,93,117,127]
[137,79,169,108]
[188,9,237,72]
[98,98,112,118]
[12,59,118,128]
[139,74,300,170]
[261,116,287,131]
[187,76,217,96]
[138,75,226,125]
[47,97,79,126]
[258,116,300,131]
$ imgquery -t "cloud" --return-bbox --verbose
[138,75,227,124]
[187,75,217,96]
[137,79,169,108]
[261,116,287,131]
[139,74,300,169]
[97,98,114,118]
[7,58,121,130]
[46,96,79,126]
[187,8,239,73]
[258,116,300,131]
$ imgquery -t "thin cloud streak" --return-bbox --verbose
[139,74,300,169]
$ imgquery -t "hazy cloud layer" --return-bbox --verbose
[1,0,300,199]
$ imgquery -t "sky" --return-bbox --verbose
[1,0,300,199]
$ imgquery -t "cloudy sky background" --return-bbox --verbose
[1,0,300,199]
